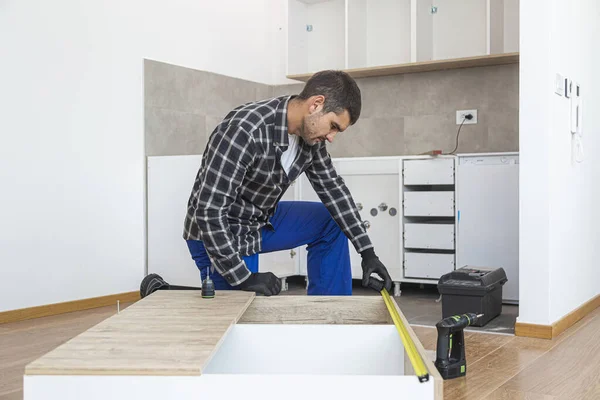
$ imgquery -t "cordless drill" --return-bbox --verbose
[434,313,483,379]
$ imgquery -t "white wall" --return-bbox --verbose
[0,0,286,312]
[519,0,600,325]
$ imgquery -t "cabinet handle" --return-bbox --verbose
[378,202,388,211]
[357,202,363,211]
[290,249,296,258]
[363,221,371,229]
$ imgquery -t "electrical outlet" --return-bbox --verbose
[456,109,477,125]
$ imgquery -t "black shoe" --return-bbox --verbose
[140,273,170,298]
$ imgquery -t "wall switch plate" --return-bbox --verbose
[555,73,564,96]
[456,109,477,125]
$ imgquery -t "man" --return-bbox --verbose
[183,70,392,296]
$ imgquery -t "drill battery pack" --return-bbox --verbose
[437,267,508,327]
[437,359,467,380]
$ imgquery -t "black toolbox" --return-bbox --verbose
[437,266,508,327]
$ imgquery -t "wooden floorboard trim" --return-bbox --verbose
[514,322,553,339]
[0,291,140,325]
[515,294,600,339]
[552,294,600,338]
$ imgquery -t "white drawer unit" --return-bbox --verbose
[403,191,455,217]
[403,158,455,185]
[404,252,455,280]
[404,223,455,250]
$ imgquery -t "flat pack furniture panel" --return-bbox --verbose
[404,252,455,280]
[24,292,441,400]
[24,291,255,376]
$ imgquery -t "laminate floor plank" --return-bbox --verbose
[484,309,600,400]
[0,389,22,400]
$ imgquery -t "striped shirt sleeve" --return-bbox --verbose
[193,124,255,286]
[304,143,373,253]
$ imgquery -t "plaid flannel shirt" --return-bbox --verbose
[183,95,373,285]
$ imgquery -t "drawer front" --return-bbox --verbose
[403,191,454,217]
[404,223,455,250]
[404,252,455,279]
[403,158,455,185]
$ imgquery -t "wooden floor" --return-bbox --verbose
[1,301,599,400]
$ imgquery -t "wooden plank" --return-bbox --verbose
[0,291,140,325]
[515,294,600,339]
[238,295,392,325]
[24,291,255,376]
[287,53,519,82]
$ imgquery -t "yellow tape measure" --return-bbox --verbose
[381,288,430,382]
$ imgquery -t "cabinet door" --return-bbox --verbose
[288,0,345,75]
[258,181,299,278]
[431,0,487,60]
[456,154,519,302]
[298,159,402,282]
[347,0,412,69]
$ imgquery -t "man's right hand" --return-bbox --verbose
[239,272,282,296]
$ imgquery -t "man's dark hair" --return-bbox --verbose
[297,70,362,125]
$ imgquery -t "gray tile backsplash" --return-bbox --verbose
[145,59,518,157]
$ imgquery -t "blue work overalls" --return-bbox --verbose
[186,201,352,295]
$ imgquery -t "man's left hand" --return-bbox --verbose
[360,248,393,292]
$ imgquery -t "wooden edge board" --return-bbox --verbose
[515,294,600,339]
[0,291,140,325]
[287,52,519,82]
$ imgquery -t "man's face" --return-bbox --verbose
[298,101,351,146]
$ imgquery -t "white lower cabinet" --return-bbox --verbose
[147,154,517,298]
[298,158,402,283]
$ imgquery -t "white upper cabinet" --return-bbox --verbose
[287,0,346,75]
[287,0,519,77]
[347,0,412,69]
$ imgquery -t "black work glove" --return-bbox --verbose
[238,272,282,296]
[360,248,393,292]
